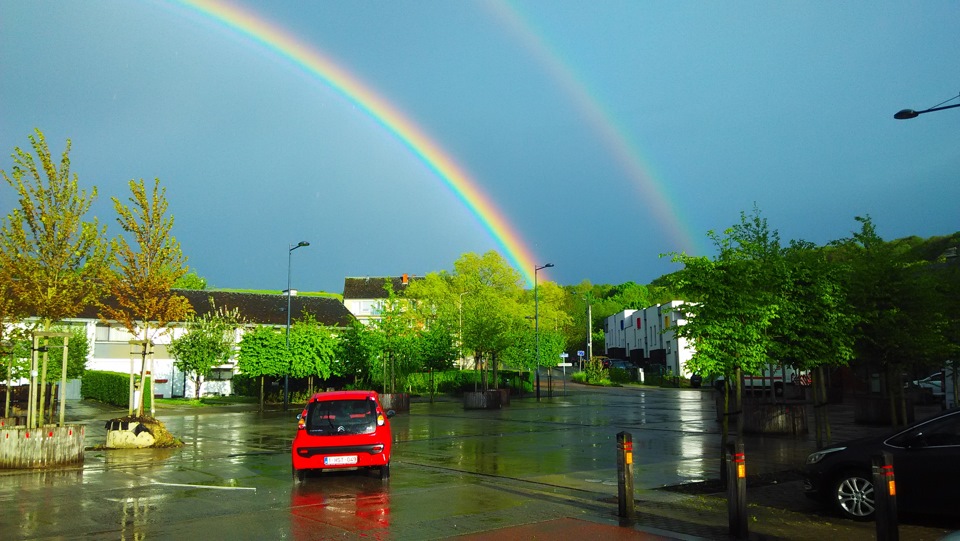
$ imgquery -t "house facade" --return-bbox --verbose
[70,290,355,398]
[604,301,695,377]
[342,274,421,326]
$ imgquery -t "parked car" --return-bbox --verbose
[608,359,634,370]
[802,408,960,520]
[292,390,395,481]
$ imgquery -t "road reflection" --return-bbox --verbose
[290,473,390,540]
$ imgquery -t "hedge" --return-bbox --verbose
[81,370,152,409]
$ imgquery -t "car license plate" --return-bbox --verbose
[324,455,358,466]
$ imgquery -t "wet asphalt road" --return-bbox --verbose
[1,382,956,540]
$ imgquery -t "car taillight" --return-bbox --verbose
[298,411,306,430]
[377,414,385,426]
[372,444,384,454]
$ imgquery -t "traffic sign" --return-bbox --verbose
[558,362,573,367]
[560,352,569,358]
[577,350,585,357]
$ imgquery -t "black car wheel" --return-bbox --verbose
[833,471,875,521]
[379,463,390,480]
[293,465,306,484]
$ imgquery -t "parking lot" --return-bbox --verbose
[1,382,957,540]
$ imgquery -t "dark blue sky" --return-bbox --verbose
[2,1,958,293]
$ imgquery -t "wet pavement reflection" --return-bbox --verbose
[0,383,952,539]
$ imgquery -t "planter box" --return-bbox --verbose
[463,390,504,410]
[0,425,85,468]
[379,393,409,413]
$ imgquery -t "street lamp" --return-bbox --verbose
[894,92,960,120]
[534,262,554,402]
[284,240,310,410]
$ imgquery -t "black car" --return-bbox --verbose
[803,408,960,520]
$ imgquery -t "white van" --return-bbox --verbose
[713,364,810,397]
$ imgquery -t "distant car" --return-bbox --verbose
[292,390,395,481]
[803,408,960,520]
[608,359,634,370]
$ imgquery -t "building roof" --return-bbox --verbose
[342,275,422,300]
[84,290,355,328]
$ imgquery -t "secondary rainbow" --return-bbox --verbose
[174,0,542,285]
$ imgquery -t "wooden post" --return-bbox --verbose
[58,336,69,426]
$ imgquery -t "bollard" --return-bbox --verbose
[617,431,635,521]
[873,451,899,541]
[726,441,748,540]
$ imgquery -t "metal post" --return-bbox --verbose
[28,335,39,428]
[617,431,635,520]
[726,441,748,539]
[285,241,309,411]
[873,451,899,541]
[535,267,541,402]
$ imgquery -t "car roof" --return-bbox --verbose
[306,390,379,402]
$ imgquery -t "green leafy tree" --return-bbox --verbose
[169,306,242,399]
[288,314,339,395]
[174,272,207,290]
[667,208,784,483]
[334,320,380,387]
[0,129,110,425]
[237,325,287,411]
[834,216,947,426]
[100,178,192,416]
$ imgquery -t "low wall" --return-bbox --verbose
[0,425,85,468]
[379,393,410,413]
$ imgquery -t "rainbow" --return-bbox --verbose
[172,0,542,285]
[488,2,700,256]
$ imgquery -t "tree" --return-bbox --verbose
[169,306,242,399]
[667,208,784,484]
[0,129,110,426]
[100,178,192,416]
[334,320,380,387]
[237,325,287,411]
[288,314,339,395]
[770,240,857,447]
[834,216,947,426]
[174,272,207,290]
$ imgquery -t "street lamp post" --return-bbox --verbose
[534,263,554,402]
[284,240,310,410]
[894,92,960,120]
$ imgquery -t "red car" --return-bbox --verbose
[292,390,395,481]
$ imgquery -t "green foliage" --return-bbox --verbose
[0,129,110,324]
[288,314,338,379]
[236,326,286,377]
[169,305,242,398]
[584,358,607,384]
[334,320,379,385]
[174,272,207,290]
[402,370,532,394]
[81,370,151,409]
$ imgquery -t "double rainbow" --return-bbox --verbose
[175,0,541,285]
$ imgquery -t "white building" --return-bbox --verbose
[604,301,695,377]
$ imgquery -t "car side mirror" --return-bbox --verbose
[296,413,302,421]
[386,410,396,418]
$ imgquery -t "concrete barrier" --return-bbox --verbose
[463,390,503,410]
[0,425,85,468]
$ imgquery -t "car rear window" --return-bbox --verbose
[306,399,377,436]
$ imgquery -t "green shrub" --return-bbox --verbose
[609,367,635,384]
[571,371,587,384]
[81,370,151,409]
[402,369,533,395]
